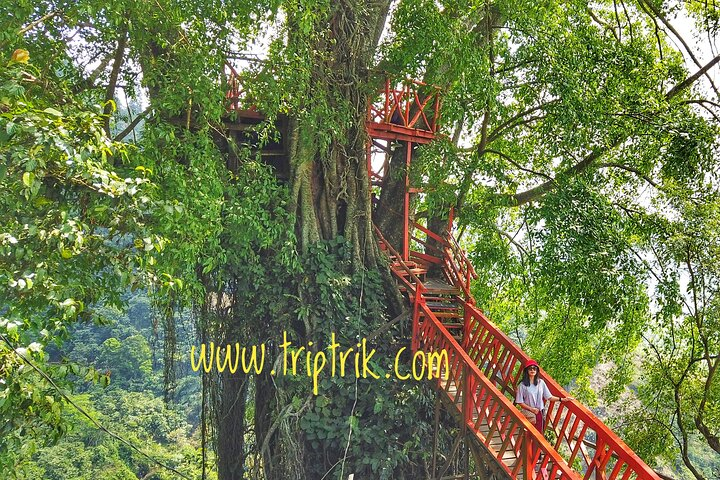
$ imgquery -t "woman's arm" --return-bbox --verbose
[517,402,540,414]
[548,395,570,402]
[541,380,572,403]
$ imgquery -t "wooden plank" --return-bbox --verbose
[424,278,462,295]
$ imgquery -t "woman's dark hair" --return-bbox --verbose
[521,366,539,387]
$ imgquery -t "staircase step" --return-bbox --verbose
[424,298,460,306]
[391,260,419,267]
[440,323,463,329]
[395,268,428,276]
[423,278,462,295]
[425,301,459,309]
[431,311,462,318]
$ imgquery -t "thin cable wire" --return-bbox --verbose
[0,334,193,480]
[338,228,370,480]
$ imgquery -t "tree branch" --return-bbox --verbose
[638,0,720,98]
[619,0,635,43]
[587,7,620,42]
[613,0,623,42]
[113,107,151,142]
[493,59,533,75]
[494,226,528,258]
[104,27,128,136]
[487,100,559,143]
[678,99,720,122]
[456,109,491,211]
[509,138,623,206]
[491,55,720,207]
[486,148,554,181]
[73,51,115,94]
[675,379,706,480]
[598,162,661,189]
[18,10,61,35]
[665,54,720,100]
[635,0,664,62]
[695,355,720,453]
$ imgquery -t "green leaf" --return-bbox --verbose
[22,171,34,187]
[6,322,18,338]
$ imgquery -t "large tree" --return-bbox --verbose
[2,0,719,478]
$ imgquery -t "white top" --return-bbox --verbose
[515,378,552,412]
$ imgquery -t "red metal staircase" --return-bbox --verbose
[375,223,661,480]
[364,79,661,480]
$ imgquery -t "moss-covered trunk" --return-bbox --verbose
[246,2,428,479]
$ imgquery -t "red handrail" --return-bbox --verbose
[415,304,581,480]
[367,79,441,134]
[224,62,243,111]
[374,225,424,298]
[442,229,478,303]
[381,217,661,480]
[460,302,660,480]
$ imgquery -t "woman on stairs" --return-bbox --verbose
[515,359,570,435]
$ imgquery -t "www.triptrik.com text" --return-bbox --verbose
[189,332,449,395]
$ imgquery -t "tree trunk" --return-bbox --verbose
[253,2,414,479]
[217,372,247,480]
[374,143,412,252]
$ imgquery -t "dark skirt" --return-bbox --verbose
[534,411,545,434]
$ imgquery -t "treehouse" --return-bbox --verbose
[223,64,661,480]
[223,63,290,179]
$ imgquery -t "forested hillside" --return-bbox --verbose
[17,294,207,479]
[1,0,719,479]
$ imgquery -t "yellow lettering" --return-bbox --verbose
[339,347,353,377]
[291,346,305,375]
[241,344,265,374]
[280,331,292,375]
[216,343,239,374]
[425,350,449,380]
[361,338,380,379]
[190,342,215,373]
[412,350,426,380]
[328,333,340,377]
[306,342,314,377]
[312,351,326,395]
[394,347,410,380]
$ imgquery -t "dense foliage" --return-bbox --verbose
[17,294,207,480]
[1,0,719,479]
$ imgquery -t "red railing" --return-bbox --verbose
[225,63,245,111]
[442,229,478,303]
[381,223,577,479]
[403,220,478,301]
[374,225,425,299]
[225,62,263,115]
[415,304,580,480]
[457,302,660,480]
[374,225,427,352]
[408,221,448,266]
[378,217,661,480]
[367,79,441,136]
